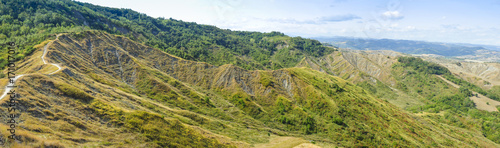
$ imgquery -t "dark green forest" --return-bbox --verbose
[0,0,334,70]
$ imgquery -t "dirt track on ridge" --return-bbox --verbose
[0,34,62,100]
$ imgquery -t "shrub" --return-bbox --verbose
[302,116,316,134]
[332,117,344,126]
[260,73,273,87]
[276,96,292,115]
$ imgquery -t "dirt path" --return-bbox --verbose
[437,75,500,112]
[42,34,62,74]
[0,34,62,100]
[254,136,320,148]
[293,143,322,148]
[0,74,25,100]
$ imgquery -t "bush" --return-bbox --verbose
[332,117,344,126]
[260,73,273,87]
[302,116,316,134]
[276,96,292,115]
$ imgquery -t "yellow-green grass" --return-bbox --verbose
[2,30,499,147]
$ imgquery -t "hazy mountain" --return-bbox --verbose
[454,43,500,52]
[314,37,500,62]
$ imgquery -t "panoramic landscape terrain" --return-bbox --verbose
[0,0,499,147]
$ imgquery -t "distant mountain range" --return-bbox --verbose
[454,43,500,52]
[314,37,500,62]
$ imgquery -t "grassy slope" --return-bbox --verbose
[0,31,497,147]
[297,48,500,145]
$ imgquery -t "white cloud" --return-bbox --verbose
[381,11,404,20]
[265,14,361,24]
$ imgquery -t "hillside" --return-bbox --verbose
[297,48,500,144]
[296,49,420,109]
[0,30,498,147]
[0,0,334,70]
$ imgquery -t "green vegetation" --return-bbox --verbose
[260,72,274,87]
[393,57,457,100]
[0,0,91,68]
[230,92,263,118]
[357,80,398,100]
[397,56,450,75]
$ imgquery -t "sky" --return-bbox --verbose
[76,0,500,46]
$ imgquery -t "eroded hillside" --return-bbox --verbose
[424,57,500,88]
[0,31,498,147]
[296,49,425,109]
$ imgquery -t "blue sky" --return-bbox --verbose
[76,0,500,46]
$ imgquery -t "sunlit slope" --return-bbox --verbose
[0,31,497,147]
